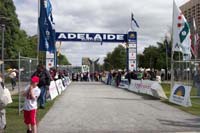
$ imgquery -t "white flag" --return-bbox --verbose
[172,0,191,56]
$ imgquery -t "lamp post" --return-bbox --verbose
[0,16,11,79]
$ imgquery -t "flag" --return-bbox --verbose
[172,0,191,59]
[39,0,55,52]
[131,13,139,29]
[191,17,199,57]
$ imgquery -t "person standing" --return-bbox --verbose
[125,71,131,85]
[23,76,41,133]
[32,65,51,109]
[194,64,200,96]
[9,69,17,90]
[116,71,121,87]
[107,71,112,85]
[0,73,6,132]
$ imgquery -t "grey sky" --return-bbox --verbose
[13,0,189,65]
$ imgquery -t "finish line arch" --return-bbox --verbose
[53,31,137,71]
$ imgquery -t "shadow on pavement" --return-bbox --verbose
[157,118,200,128]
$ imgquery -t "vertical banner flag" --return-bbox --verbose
[172,0,191,60]
[39,0,56,52]
[131,13,139,29]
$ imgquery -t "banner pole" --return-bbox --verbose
[171,0,175,93]
[37,0,40,65]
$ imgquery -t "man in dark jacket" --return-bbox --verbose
[32,64,51,109]
[125,71,131,85]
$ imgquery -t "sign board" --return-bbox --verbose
[129,60,137,71]
[46,52,54,70]
[129,52,136,60]
[119,79,129,89]
[56,79,65,93]
[56,32,128,43]
[82,65,90,73]
[127,31,137,71]
[127,31,137,43]
[169,84,192,107]
[49,81,59,100]
[127,79,167,99]
[129,43,137,48]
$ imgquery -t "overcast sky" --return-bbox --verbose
[13,0,189,65]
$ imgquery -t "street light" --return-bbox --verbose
[0,16,11,79]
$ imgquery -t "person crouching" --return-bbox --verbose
[23,76,41,133]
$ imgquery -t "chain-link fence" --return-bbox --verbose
[172,60,200,105]
[4,54,38,114]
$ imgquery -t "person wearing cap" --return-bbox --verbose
[9,69,17,91]
[23,76,41,133]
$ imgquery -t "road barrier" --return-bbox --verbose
[49,77,71,100]
[103,76,167,99]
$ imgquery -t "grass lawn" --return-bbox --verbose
[5,95,56,133]
[161,83,200,116]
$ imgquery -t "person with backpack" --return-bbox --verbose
[32,64,51,109]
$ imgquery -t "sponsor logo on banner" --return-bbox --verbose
[46,58,54,70]
[46,52,54,70]
[129,53,136,60]
[127,31,137,43]
[56,32,127,43]
[129,60,136,71]
[129,43,137,48]
[129,48,136,52]
[169,84,192,107]
[127,80,168,99]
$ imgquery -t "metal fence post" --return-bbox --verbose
[18,52,21,115]
[1,24,5,79]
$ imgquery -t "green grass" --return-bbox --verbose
[5,95,56,133]
[161,83,200,116]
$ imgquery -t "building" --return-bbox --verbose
[180,0,200,34]
[180,0,200,58]
[82,57,90,66]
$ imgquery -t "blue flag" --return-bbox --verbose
[131,13,139,28]
[39,0,55,52]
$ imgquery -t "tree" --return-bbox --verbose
[0,0,39,60]
[103,45,126,70]
[57,54,71,65]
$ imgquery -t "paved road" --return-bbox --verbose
[38,82,200,133]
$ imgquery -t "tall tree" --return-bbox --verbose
[57,54,71,65]
[103,45,126,70]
